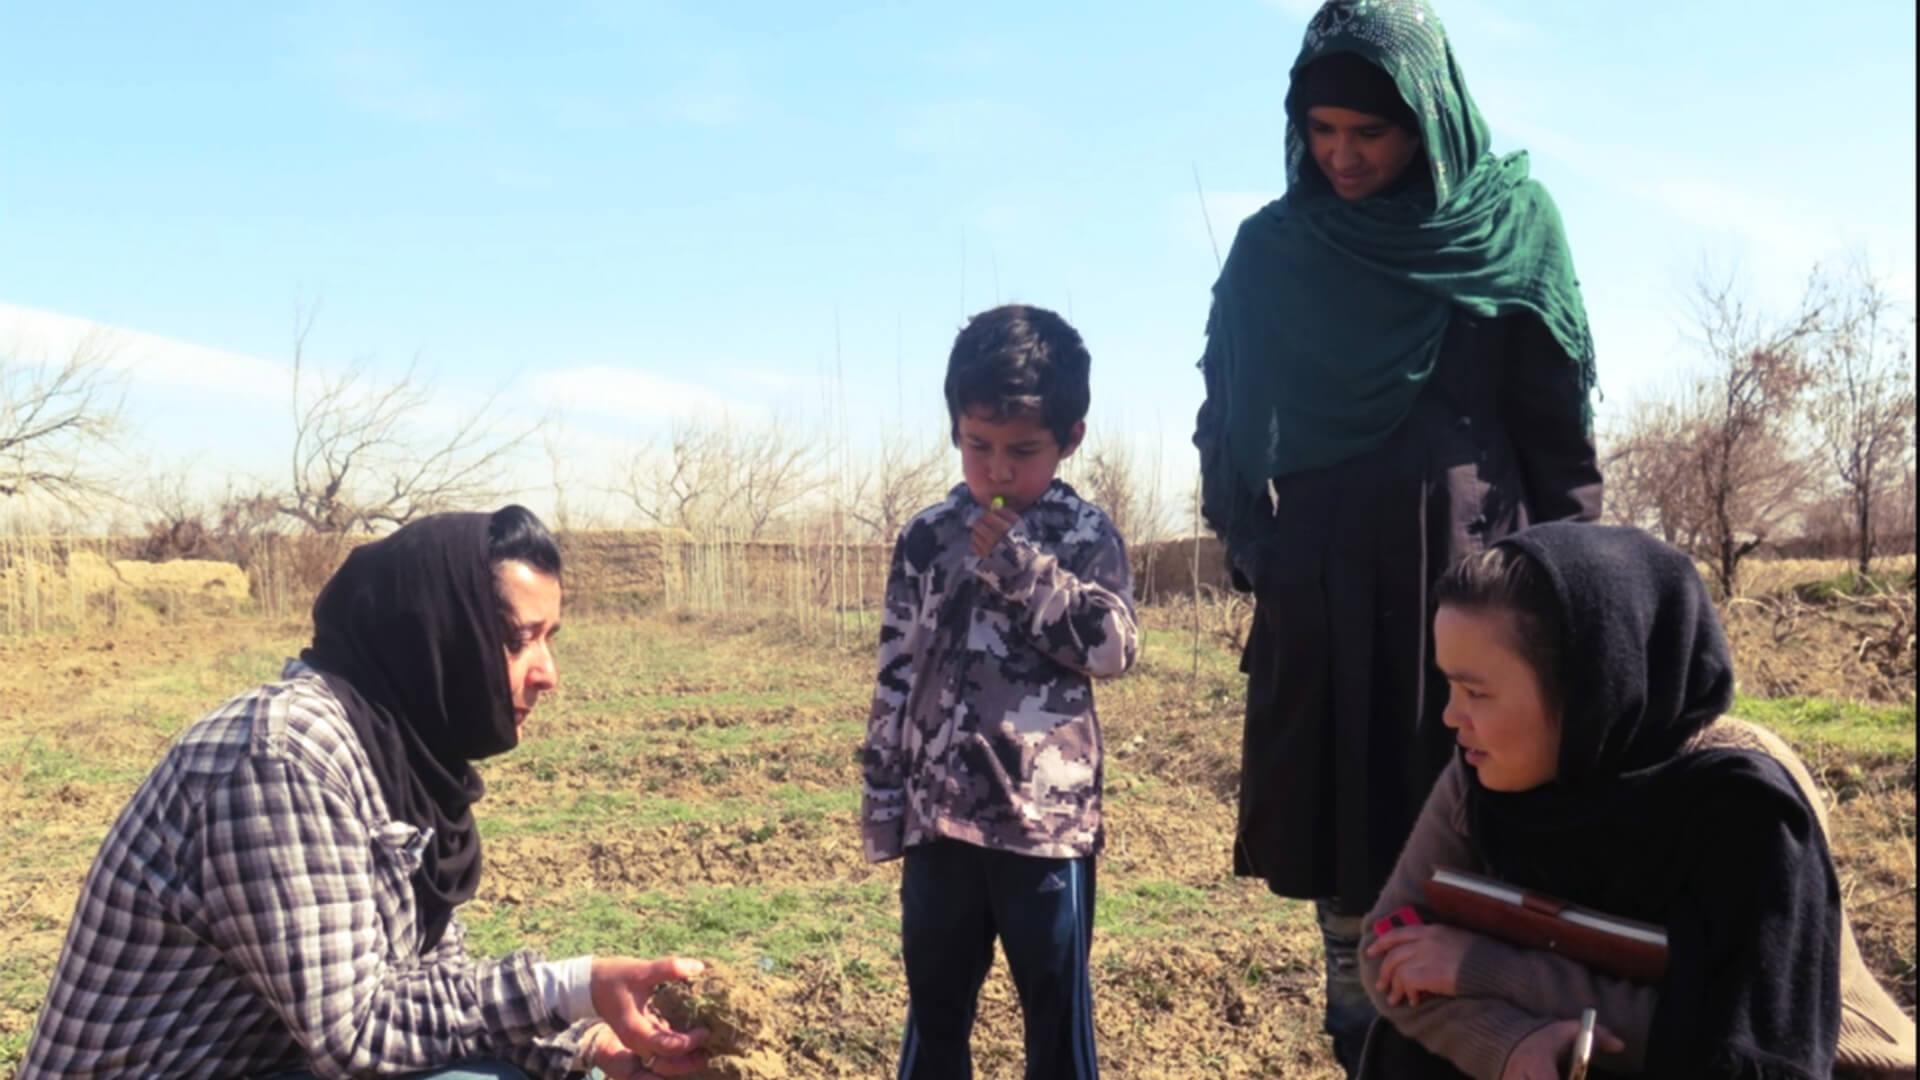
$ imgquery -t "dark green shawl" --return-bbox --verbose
[1203,0,1596,492]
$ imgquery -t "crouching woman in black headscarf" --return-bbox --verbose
[24,507,709,1080]
[1354,524,1917,1079]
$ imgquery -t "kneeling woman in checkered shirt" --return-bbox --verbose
[23,506,709,1080]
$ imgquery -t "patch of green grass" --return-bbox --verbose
[86,646,299,738]
[0,807,116,880]
[502,730,656,782]
[646,785,858,831]
[686,719,863,751]
[1788,568,1914,604]
[1099,878,1279,940]
[12,739,144,794]
[0,953,48,1013]
[1102,773,1166,801]
[503,717,858,785]
[1137,628,1242,677]
[1736,695,1916,761]
[212,644,295,686]
[464,881,895,968]
[560,688,848,722]
[479,790,641,837]
[0,1029,29,1077]
[545,618,864,699]
[0,955,49,1069]
[480,785,858,838]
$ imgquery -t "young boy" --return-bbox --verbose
[861,304,1138,1080]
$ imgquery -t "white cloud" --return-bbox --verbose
[1478,93,1915,314]
[0,302,288,401]
[1633,177,1902,311]
[737,367,823,396]
[531,365,762,424]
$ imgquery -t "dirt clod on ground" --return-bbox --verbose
[652,962,787,1079]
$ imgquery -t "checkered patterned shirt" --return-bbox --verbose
[21,661,593,1079]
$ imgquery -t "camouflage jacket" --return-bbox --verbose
[861,480,1138,862]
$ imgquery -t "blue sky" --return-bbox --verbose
[2,1,1913,525]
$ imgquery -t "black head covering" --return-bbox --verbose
[1464,524,1840,1075]
[300,512,517,952]
[1288,50,1420,133]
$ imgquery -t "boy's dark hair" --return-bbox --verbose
[944,304,1091,449]
[1433,543,1564,715]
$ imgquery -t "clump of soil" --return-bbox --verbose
[651,962,787,1080]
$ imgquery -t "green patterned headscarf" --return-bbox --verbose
[1203,0,1595,492]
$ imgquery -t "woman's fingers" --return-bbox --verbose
[1375,936,1422,990]
[647,1050,711,1077]
[1366,923,1436,955]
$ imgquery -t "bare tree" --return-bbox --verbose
[1073,435,1175,602]
[733,421,823,540]
[279,309,536,534]
[618,423,728,535]
[1679,269,1825,596]
[1807,261,1916,575]
[0,339,124,507]
[137,470,212,560]
[221,483,282,540]
[1077,437,1172,547]
[1601,398,1702,549]
[617,419,822,540]
[846,434,951,542]
[543,430,575,535]
[1890,453,1918,555]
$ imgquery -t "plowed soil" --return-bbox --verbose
[0,567,1912,1077]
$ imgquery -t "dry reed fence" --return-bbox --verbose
[664,528,889,646]
[0,530,338,637]
[7,520,1909,657]
[0,533,103,635]
[0,531,258,635]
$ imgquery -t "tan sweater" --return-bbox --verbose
[1359,717,1917,1078]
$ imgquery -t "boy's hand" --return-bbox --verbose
[970,505,1020,558]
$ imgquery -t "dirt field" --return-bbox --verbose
[0,568,1912,1077]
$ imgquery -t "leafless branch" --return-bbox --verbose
[278,307,537,533]
[0,337,124,508]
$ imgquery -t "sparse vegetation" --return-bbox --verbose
[0,560,1910,1076]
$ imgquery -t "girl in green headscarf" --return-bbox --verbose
[1191,2,1604,1072]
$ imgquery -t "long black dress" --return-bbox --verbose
[1195,308,1602,911]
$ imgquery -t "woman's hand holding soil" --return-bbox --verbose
[590,956,712,1072]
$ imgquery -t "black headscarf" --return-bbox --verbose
[1464,524,1840,1077]
[1289,50,1420,133]
[301,513,518,953]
